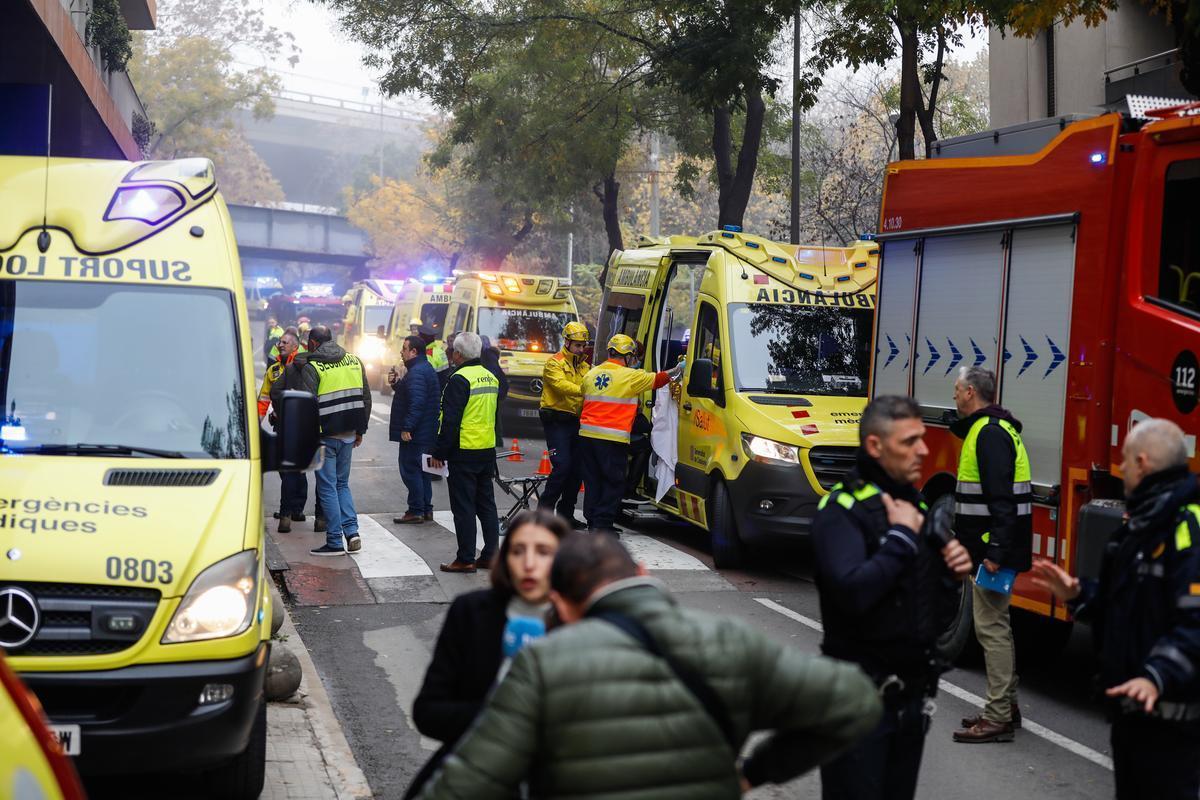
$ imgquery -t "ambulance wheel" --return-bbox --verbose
[709,481,745,569]
[936,575,974,664]
[204,698,266,800]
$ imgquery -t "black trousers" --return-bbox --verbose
[579,436,628,531]
[1112,715,1200,799]
[820,695,929,800]
[448,459,499,564]
[279,472,307,516]
[539,414,582,518]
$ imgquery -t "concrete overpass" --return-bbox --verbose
[237,90,434,208]
[228,203,371,290]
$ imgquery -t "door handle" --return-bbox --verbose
[682,402,693,412]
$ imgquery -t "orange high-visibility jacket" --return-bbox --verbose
[579,359,669,443]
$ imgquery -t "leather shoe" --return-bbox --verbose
[962,704,1020,729]
[439,560,477,573]
[423,513,434,521]
[474,556,493,569]
[393,513,424,524]
[565,517,587,530]
[953,718,1014,743]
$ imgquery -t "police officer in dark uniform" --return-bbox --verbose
[1033,418,1200,799]
[812,395,973,800]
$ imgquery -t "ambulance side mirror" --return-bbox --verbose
[262,391,321,473]
[687,359,717,399]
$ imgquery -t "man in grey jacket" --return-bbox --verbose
[419,534,881,799]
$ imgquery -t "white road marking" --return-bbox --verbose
[622,535,709,571]
[431,511,708,570]
[370,413,390,427]
[752,597,1114,772]
[349,514,432,577]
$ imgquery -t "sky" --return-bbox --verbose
[252,1,989,110]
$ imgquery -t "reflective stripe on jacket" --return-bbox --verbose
[314,352,368,435]
[579,360,663,443]
[454,364,499,450]
[954,413,1033,570]
[540,349,590,416]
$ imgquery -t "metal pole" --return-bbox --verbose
[649,134,661,238]
[790,7,802,244]
[567,205,574,285]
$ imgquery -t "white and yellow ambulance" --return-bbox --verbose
[340,278,407,389]
[444,271,579,421]
[0,156,318,798]
[597,229,878,566]
[383,276,454,370]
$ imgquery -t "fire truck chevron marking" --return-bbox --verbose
[884,334,900,369]
[1018,335,1039,377]
[970,338,987,367]
[1044,336,1066,379]
[923,337,941,375]
[945,338,964,376]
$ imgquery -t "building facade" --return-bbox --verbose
[989,6,1187,127]
[1,0,156,159]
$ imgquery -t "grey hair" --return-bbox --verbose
[1126,418,1190,471]
[956,366,996,404]
[453,330,482,360]
[860,395,922,446]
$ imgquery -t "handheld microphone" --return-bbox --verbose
[502,616,546,659]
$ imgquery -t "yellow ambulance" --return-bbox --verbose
[0,156,318,797]
[445,271,579,421]
[340,278,407,389]
[383,276,454,369]
[597,228,878,566]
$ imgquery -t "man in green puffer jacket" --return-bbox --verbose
[418,534,882,799]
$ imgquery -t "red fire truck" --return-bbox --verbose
[872,102,1200,644]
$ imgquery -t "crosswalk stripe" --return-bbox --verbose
[430,511,708,570]
[349,514,432,577]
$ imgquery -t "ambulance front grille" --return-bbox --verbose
[0,581,160,657]
[104,468,220,486]
[808,446,857,490]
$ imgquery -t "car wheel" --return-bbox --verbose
[203,698,266,800]
[709,480,745,569]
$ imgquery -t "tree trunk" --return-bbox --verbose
[597,172,623,254]
[897,20,920,161]
[479,211,534,267]
[712,89,767,229]
[916,28,946,159]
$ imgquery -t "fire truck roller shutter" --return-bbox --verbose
[912,232,1006,420]
[998,224,1077,489]
[872,239,920,398]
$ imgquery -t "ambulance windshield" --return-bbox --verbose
[362,305,391,334]
[477,308,575,353]
[0,281,248,458]
[728,302,872,396]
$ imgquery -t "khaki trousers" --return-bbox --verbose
[972,578,1019,723]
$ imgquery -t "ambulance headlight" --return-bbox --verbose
[104,186,185,225]
[163,550,258,643]
[741,433,799,466]
[358,336,385,360]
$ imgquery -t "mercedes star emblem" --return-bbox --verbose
[0,587,40,649]
[530,378,544,394]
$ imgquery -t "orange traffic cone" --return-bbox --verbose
[537,450,552,475]
[507,439,523,462]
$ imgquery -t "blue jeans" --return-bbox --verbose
[315,436,358,549]
[398,442,433,515]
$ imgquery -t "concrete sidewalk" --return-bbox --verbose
[264,602,373,800]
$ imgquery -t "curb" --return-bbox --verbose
[277,603,374,799]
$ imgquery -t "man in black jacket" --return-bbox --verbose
[812,395,972,800]
[431,332,500,573]
[950,367,1033,743]
[1034,418,1200,799]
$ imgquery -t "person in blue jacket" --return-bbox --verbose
[390,334,440,523]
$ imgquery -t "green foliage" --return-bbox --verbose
[129,0,298,204]
[86,0,133,72]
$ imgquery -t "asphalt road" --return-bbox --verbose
[250,329,1115,799]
